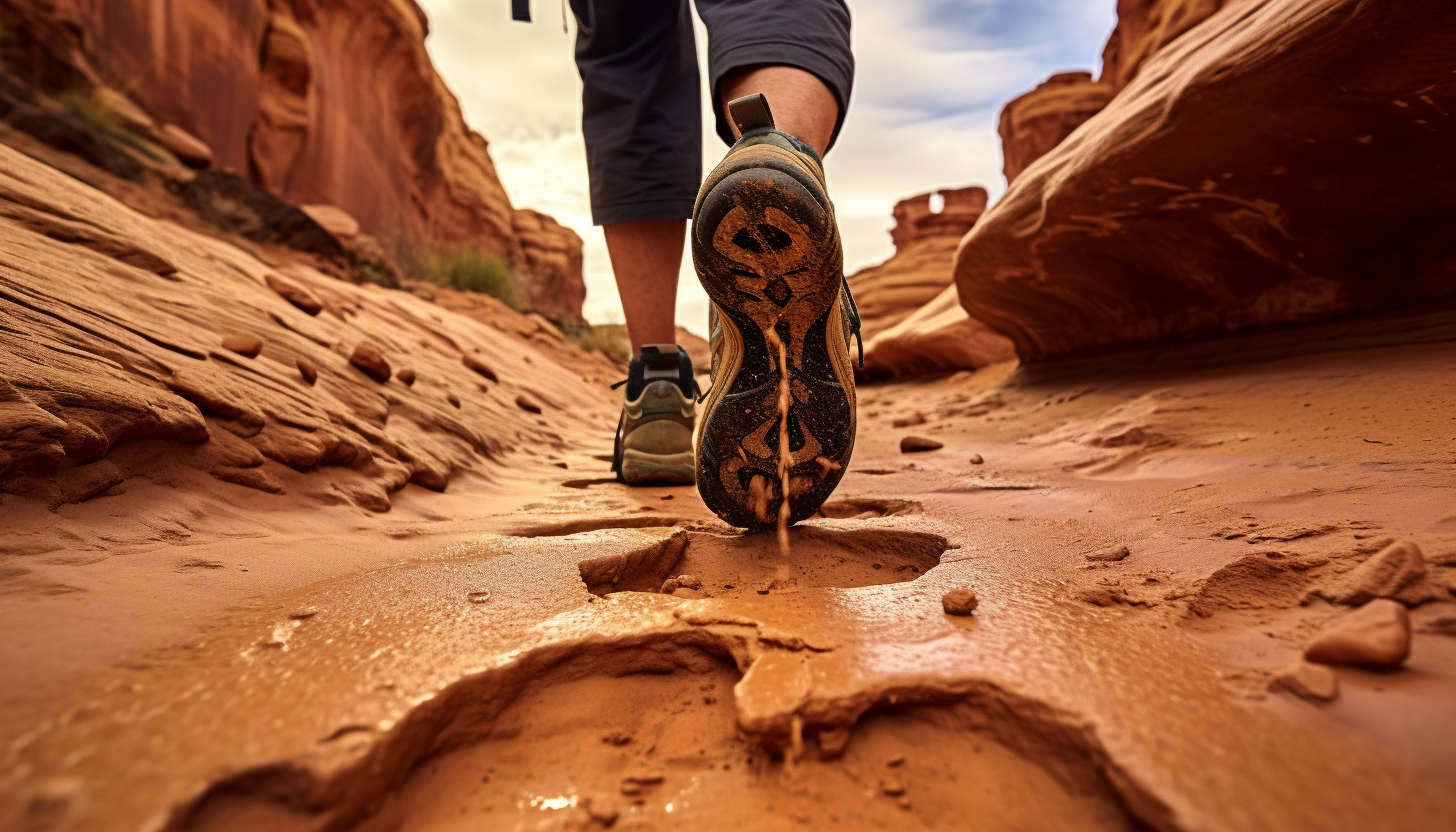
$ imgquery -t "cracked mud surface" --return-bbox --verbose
[4,336,1456,832]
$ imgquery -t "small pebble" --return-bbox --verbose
[397,368,416,386]
[900,435,943,453]
[296,357,318,385]
[1087,545,1131,562]
[677,574,702,590]
[1269,661,1339,702]
[221,334,262,358]
[1305,599,1411,669]
[447,391,461,408]
[880,776,906,796]
[968,453,984,464]
[515,394,542,414]
[942,588,979,616]
[462,354,498,382]
[349,342,391,382]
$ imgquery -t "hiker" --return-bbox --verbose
[518,0,861,527]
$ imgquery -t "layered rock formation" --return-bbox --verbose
[850,186,1015,380]
[1100,0,1241,91]
[955,0,1456,361]
[850,186,988,340]
[997,72,1114,184]
[0,0,586,324]
[0,142,612,510]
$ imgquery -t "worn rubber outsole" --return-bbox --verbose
[692,145,856,529]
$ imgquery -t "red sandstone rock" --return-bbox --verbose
[4,0,586,321]
[849,187,987,341]
[264,273,323,316]
[349,343,391,383]
[0,142,612,510]
[1304,599,1411,670]
[296,357,319,386]
[900,436,943,453]
[860,286,1015,381]
[156,124,213,169]
[941,588,979,616]
[997,72,1114,183]
[300,205,360,240]
[221,335,263,358]
[956,0,1456,361]
[397,368,417,387]
[1100,0,1240,91]
[515,395,542,415]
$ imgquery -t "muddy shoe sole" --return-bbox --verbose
[692,143,856,528]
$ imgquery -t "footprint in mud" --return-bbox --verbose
[177,651,1139,832]
[577,525,948,598]
[816,497,922,519]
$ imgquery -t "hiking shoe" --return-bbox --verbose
[692,93,863,529]
[612,344,698,485]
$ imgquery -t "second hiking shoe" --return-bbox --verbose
[692,93,861,529]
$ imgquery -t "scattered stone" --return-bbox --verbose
[1418,613,1456,636]
[619,773,664,796]
[264,273,323,316]
[941,588,979,615]
[1270,661,1339,702]
[891,412,926,428]
[296,357,318,385]
[676,574,702,590]
[968,453,984,464]
[396,368,416,386]
[886,754,906,767]
[660,578,681,594]
[601,731,632,746]
[447,391,461,408]
[156,123,214,168]
[1315,539,1427,606]
[467,591,490,604]
[1304,599,1411,670]
[221,335,262,358]
[583,795,620,827]
[880,776,906,796]
[900,435,943,453]
[349,342,391,382]
[300,204,361,239]
[1087,545,1131,562]
[515,394,542,414]
[462,354,498,382]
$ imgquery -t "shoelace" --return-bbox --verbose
[842,276,864,368]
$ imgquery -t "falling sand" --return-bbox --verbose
[767,323,794,560]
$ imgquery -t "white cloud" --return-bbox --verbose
[416,0,1114,336]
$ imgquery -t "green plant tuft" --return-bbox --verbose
[415,250,526,311]
[58,91,171,163]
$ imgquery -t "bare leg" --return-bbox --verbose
[603,218,686,354]
[720,65,840,156]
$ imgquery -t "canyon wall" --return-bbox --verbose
[1,0,586,324]
[955,0,1456,361]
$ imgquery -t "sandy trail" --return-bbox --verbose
[4,329,1455,832]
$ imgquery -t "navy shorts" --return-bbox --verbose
[566,0,854,225]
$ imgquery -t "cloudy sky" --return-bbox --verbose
[416,0,1116,336]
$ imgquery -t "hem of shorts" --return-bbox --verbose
[592,199,696,226]
[709,40,852,151]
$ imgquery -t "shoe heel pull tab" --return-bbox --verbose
[728,93,775,136]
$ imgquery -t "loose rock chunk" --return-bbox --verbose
[397,368,416,386]
[349,342,391,383]
[942,588,979,615]
[264,273,323,315]
[296,357,318,385]
[900,435,943,453]
[1316,540,1426,606]
[221,335,262,358]
[1269,662,1339,702]
[515,394,542,414]
[1087,545,1131,562]
[1304,599,1411,670]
